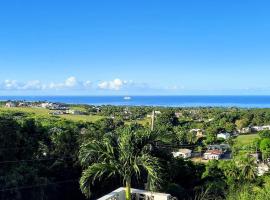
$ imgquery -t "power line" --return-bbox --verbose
[0,147,39,150]
[0,179,78,192]
[0,156,75,164]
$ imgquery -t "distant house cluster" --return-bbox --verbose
[189,129,232,140]
[238,125,270,134]
[172,144,231,161]
[3,100,88,116]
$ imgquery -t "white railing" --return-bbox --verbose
[98,187,173,200]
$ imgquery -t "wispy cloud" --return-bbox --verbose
[98,78,129,90]
[0,77,90,91]
[0,77,144,91]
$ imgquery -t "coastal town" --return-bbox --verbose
[3,100,270,178]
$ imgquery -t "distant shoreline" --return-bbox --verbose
[1,95,270,108]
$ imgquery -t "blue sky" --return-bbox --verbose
[0,0,270,95]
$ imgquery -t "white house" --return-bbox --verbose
[40,102,52,108]
[172,149,192,159]
[251,125,270,132]
[238,127,252,134]
[5,102,16,108]
[217,132,231,140]
[203,150,223,160]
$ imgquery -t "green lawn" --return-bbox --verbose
[60,114,104,122]
[0,107,51,117]
[0,107,104,122]
[234,134,260,146]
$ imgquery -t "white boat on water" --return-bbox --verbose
[123,96,131,100]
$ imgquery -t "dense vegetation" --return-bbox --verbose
[2,105,270,199]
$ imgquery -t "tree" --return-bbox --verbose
[235,119,250,130]
[197,146,203,162]
[156,110,178,128]
[187,131,197,145]
[237,156,257,181]
[204,127,218,144]
[259,138,270,160]
[174,126,187,144]
[79,126,161,200]
[218,161,240,185]
[259,130,270,139]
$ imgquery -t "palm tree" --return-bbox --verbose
[79,126,161,200]
[237,156,257,181]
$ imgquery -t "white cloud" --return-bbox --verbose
[3,80,19,90]
[0,77,155,92]
[21,80,45,90]
[65,76,77,87]
[98,78,127,90]
[47,77,78,90]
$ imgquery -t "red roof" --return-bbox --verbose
[205,149,222,155]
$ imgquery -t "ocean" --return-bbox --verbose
[1,96,270,108]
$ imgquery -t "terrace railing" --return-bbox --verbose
[97,187,176,200]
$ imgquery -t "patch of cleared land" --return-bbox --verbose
[0,107,104,122]
[234,134,260,146]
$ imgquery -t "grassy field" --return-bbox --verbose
[0,107,150,124]
[234,134,260,146]
[60,114,104,122]
[0,107,51,117]
[0,107,104,122]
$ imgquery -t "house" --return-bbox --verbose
[18,102,28,107]
[40,102,51,108]
[51,111,65,115]
[238,127,252,134]
[5,102,16,108]
[50,103,68,110]
[203,149,223,160]
[67,109,85,115]
[251,125,270,132]
[175,112,183,118]
[217,132,231,140]
[172,149,192,159]
[207,144,230,152]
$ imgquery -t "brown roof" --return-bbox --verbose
[178,149,192,154]
[205,149,222,155]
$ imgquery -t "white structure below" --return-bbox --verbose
[98,187,174,200]
[172,149,192,159]
[217,132,230,140]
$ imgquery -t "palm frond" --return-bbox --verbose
[80,162,118,198]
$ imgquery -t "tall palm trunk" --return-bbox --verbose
[125,178,131,200]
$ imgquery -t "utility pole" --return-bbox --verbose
[151,110,155,131]
[146,110,155,191]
